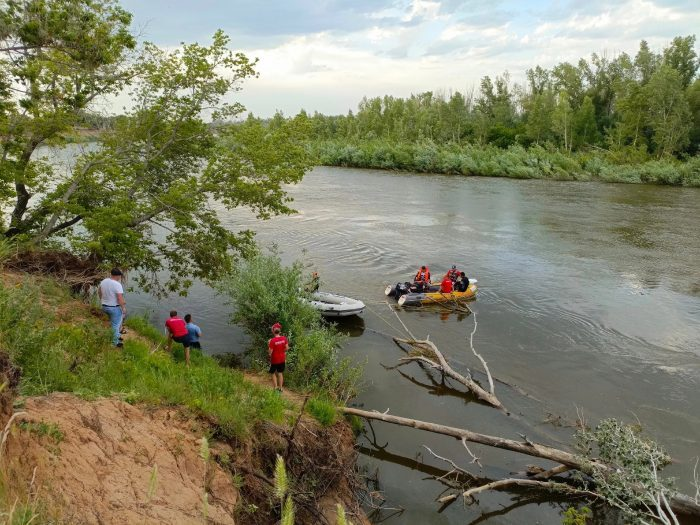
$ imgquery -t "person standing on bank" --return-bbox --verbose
[98,268,126,348]
[165,310,192,366]
[268,322,289,393]
[184,314,202,351]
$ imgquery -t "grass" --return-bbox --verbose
[0,276,287,440]
[306,396,337,427]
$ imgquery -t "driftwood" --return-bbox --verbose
[341,407,700,518]
[437,478,599,504]
[393,337,505,412]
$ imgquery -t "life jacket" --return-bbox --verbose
[446,268,459,281]
[440,277,453,293]
[414,266,430,282]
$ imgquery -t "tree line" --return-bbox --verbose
[306,36,700,161]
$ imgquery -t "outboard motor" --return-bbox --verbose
[395,282,411,298]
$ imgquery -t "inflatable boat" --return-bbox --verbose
[397,282,478,307]
[309,291,365,317]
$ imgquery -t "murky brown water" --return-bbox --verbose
[130,167,700,524]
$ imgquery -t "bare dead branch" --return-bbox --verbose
[393,337,505,411]
[466,311,495,395]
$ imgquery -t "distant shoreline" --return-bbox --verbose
[310,139,700,187]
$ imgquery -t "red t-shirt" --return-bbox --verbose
[268,335,288,365]
[440,277,453,293]
[165,317,188,338]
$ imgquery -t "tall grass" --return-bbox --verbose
[218,251,362,401]
[0,278,286,439]
[310,139,700,187]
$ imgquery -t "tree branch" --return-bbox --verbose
[393,337,505,411]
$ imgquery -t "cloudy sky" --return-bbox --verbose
[120,0,700,117]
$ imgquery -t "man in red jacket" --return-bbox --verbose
[165,310,192,366]
[440,275,453,293]
[268,322,289,392]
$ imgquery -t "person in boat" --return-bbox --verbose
[414,265,430,292]
[268,322,289,393]
[440,274,453,293]
[305,271,320,293]
[454,272,470,292]
[445,264,460,282]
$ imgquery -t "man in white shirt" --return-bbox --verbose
[98,268,126,347]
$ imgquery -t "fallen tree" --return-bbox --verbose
[341,407,700,521]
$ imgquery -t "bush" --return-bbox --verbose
[218,250,362,400]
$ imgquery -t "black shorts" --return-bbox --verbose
[268,362,285,373]
[189,341,201,349]
[173,335,190,347]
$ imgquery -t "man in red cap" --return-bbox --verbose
[268,322,289,392]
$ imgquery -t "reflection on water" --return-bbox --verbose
[330,315,366,338]
[130,167,700,524]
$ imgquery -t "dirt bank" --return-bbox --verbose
[6,394,238,524]
[4,392,366,525]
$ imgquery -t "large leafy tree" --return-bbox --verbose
[1,1,313,295]
[0,0,135,234]
[644,65,692,157]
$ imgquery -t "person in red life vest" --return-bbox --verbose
[165,310,192,366]
[445,264,460,282]
[440,274,453,293]
[268,322,289,393]
[414,265,430,292]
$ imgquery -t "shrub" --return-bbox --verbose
[218,250,362,400]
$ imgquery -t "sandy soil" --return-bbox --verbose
[6,394,238,525]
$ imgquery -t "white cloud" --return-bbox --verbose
[117,0,700,117]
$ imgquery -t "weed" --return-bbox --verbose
[147,464,158,502]
[18,421,64,444]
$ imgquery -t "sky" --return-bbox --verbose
[119,0,700,117]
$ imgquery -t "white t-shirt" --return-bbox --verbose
[99,278,124,306]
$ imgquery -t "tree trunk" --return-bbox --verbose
[341,407,700,518]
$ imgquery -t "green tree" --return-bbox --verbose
[1,1,313,295]
[634,40,660,84]
[552,90,574,152]
[573,95,599,148]
[687,78,700,154]
[523,90,554,145]
[662,35,698,89]
[0,0,135,235]
[644,65,692,157]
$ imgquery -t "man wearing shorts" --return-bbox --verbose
[165,310,191,366]
[268,322,288,392]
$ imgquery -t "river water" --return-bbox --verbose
[129,167,700,524]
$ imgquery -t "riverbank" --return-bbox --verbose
[0,272,366,524]
[311,139,700,187]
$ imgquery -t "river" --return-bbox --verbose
[128,166,700,524]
